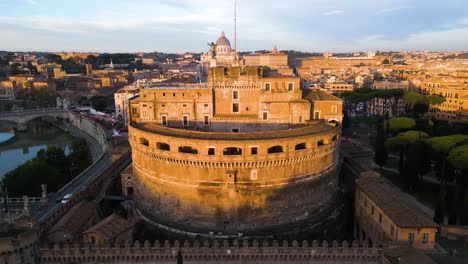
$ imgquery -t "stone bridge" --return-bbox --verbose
[0,108,68,130]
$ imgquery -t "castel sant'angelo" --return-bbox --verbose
[128,32,343,236]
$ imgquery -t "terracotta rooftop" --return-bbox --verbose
[357,173,437,229]
[305,89,342,102]
[83,214,132,241]
[48,201,97,241]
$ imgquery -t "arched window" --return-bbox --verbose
[295,143,307,151]
[268,146,283,154]
[317,139,325,146]
[139,138,149,146]
[156,142,170,151]
[223,147,242,156]
[178,146,198,154]
[332,134,338,141]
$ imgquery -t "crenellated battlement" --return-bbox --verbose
[40,240,383,263]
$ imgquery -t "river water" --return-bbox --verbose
[0,119,74,178]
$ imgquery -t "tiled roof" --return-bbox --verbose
[305,89,341,101]
[357,173,437,228]
[83,214,132,241]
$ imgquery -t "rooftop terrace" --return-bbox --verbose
[132,120,338,141]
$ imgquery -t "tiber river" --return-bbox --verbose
[0,119,74,178]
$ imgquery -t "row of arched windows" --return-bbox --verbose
[138,135,339,156]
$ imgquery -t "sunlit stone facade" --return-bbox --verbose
[128,67,343,234]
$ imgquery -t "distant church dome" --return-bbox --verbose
[216,31,231,47]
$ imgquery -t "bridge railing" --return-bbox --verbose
[0,108,65,117]
[0,197,44,203]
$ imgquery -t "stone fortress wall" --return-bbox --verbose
[128,65,343,235]
[129,121,341,235]
[0,227,38,264]
[66,112,109,153]
[40,240,383,264]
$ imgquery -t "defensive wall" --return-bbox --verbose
[129,120,342,235]
[0,226,39,264]
[40,240,384,264]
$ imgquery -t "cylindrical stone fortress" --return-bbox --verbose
[129,121,341,234]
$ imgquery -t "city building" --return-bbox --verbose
[419,78,468,121]
[300,53,390,71]
[127,66,343,235]
[37,63,66,78]
[200,31,239,70]
[114,84,139,124]
[54,52,99,60]
[0,81,15,98]
[371,80,409,90]
[305,88,343,122]
[367,97,406,118]
[85,64,93,76]
[82,213,133,245]
[241,46,289,70]
[323,83,354,95]
[355,172,437,249]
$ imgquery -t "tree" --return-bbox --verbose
[426,135,468,223]
[405,140,431,189]
[413,103,429,116]
[427,94,445,106]
[382,58,390,65]
[387,117,416,135]
[447,144,468,223]
[45,54,64,64]
[385,131,429,173]
[342,110,350,129]
[374,120,388,170]
[403,91,427,112]
[89,95,109,111]
[85,55,98,66]
[177,250,183,264]
[1,139,92,197]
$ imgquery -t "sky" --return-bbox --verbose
[0,0,467,53]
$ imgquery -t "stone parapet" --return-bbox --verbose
[40,240,383,264]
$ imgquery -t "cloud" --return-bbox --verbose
[159,0,189,10]
[322,10,344,16]
[0,14,231,34]
[376,7,402,14]
[348,26,468,51]
[22,0,37,4]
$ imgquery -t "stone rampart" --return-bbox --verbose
[66,112,108,152]
[129,122,341,234]
[40,240,383,264]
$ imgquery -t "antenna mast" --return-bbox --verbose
[234,0,237,52]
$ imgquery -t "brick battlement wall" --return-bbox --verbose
[40,240,384,264]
